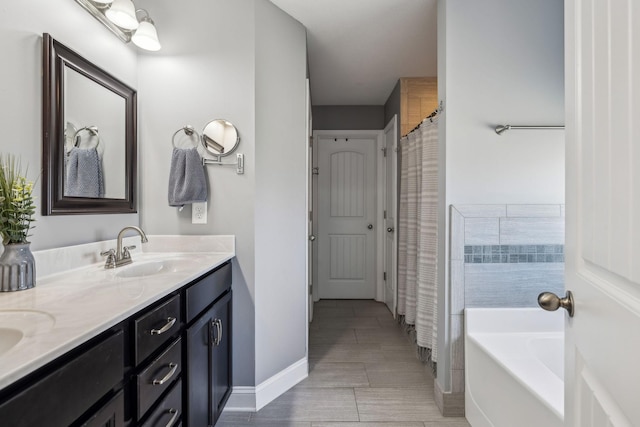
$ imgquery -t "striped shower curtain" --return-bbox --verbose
[397,114,439,367]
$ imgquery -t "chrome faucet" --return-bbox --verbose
[101,226,149,269]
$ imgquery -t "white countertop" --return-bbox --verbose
[0,235,235,391]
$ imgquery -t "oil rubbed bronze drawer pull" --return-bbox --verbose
[150,317,177,335]
[152,363,178,386]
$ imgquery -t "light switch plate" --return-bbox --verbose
[192,202,207,224]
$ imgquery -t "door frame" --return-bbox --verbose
[383,115,398,316]
[312,129,386,302]
[305,79,312,328]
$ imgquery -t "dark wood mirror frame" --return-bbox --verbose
[42,33,137,215]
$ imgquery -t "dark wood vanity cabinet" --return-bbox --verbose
[136,261,233,427]
[0,260,232,427]
[81,390,126,427]
[0,329,125,427]
[185,290,232,427]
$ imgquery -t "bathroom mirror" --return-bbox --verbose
[202,119,240,157]
[42,33,137,215]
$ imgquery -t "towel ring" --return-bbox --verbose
[73,126,100,149]
[172,125,201,148]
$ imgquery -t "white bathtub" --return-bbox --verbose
[465,308,564,427]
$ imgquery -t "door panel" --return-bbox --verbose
[318,137,377,299]
[566,0,640,424]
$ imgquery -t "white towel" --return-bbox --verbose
[168,147,207,207]
[65,147,104,198]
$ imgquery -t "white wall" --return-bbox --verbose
[0,0,139,250]
[444,0,565,205]
[437,0,564,392]
[254,0,307,384]
[138,0,308,389]
[137,0,257,387]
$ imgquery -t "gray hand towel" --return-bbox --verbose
[168,147,207,207]
[65,147,104,198]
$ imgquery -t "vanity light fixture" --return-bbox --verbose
[75,0,162,51]
[105,0,139,31]
[131,10,161,51]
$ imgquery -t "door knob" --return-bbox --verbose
[367,224,373,230]
[387,227,395,233]
[538,290,574,317]
[309,235,316,241]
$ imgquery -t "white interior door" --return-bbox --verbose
[565,0,640,424]
[318,135,377,299]
[383,116,398,316]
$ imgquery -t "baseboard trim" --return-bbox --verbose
[223,357,308,412]
[255,357,308,410]
[224,386,257,412]
[434,378,465,417]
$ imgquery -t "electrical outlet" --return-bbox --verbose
[192,202,207,224]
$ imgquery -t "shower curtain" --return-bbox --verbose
[397,113,439,369]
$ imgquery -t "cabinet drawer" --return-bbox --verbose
[135,295,181,365]
[141,378,182,427]
[137,338,182,420]
[185,262,231,323]
[0,330,124,427]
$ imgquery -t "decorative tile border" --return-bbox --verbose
[463,244,564,263]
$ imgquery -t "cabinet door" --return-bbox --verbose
[0,330,124,427]
[81,390,124,427]
[211,291,232,424]
[185,291,232,427]
[185,303,214,427]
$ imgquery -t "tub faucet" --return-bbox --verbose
[101,226,149,269]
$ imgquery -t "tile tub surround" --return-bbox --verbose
[443,204,564,409]
[0,235,235,391]
[218,299,470,427]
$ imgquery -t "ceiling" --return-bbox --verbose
[269,0,438,106]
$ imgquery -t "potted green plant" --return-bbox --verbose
[0,154,36,291]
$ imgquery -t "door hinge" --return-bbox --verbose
[383,272,387,281]
[382,147,387,157]
[309,211,313,221]
[309,136,313,147]
[383,210,387,219]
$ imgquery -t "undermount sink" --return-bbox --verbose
[0,328,23,356]
[114,257,196,279]
[0,310,56,356]
[115,261,165,278]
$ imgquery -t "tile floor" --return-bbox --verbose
[218,299,470,427]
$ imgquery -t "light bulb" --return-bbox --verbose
[132,19,161,51]
[105,0,139,30]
